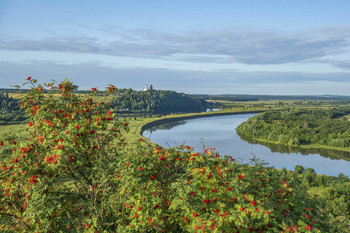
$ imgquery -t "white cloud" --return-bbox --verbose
[1,26,350,67]
[1,26,350,95]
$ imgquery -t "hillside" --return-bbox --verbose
[111,89,208,114]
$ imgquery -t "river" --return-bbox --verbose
[142,113,350,177]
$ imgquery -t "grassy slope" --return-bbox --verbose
[0,123,28,160]
[0,124,28,143]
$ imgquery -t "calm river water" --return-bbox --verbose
[142,113,350,177]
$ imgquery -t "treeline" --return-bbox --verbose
[236,108,350,148]
[196,95,259,101]
[111,89,208,114]
[196,94,350,101]
[0,92,26,125]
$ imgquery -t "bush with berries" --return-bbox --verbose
[0,78,333,232]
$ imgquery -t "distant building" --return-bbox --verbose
[144,84,154,91]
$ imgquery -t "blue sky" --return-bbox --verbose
[0,0,350,95]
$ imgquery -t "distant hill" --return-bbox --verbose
[111,89,208,114]
[195,94,350,101]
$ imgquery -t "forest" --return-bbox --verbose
[111,89,208,114]
[197,94,350,101]
[236,107,350,149]
[0,92,27,125]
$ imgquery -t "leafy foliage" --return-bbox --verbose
[111,89,207,114]
[0,78,345,232]
[0,78,128,232]
[289,164,350,231]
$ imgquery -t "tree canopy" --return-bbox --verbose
[236,108,350,148]
[0,92,27,125]
[111,89,208,114]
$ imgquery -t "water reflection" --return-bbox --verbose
[238,135,350,162]
[145,121,187,135]
[142,114,350,177]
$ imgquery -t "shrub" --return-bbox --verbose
[0,78,334,232]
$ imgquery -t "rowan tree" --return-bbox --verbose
[0,78,338,232]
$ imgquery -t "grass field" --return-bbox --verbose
[0,123,28,139]
[343,114,350,121]
[0,123,28,160]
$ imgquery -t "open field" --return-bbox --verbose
[8,93,26,99]
[343,114,350,121]
[0,123,28,139]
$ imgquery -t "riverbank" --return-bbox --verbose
[238,134,350,154]
[134,108,350,154]
[135,108,265,139]
[139,111,350,177]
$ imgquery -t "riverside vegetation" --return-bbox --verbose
[0,92,27,125]
[236,108,350,151]
[0,78,349,232]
